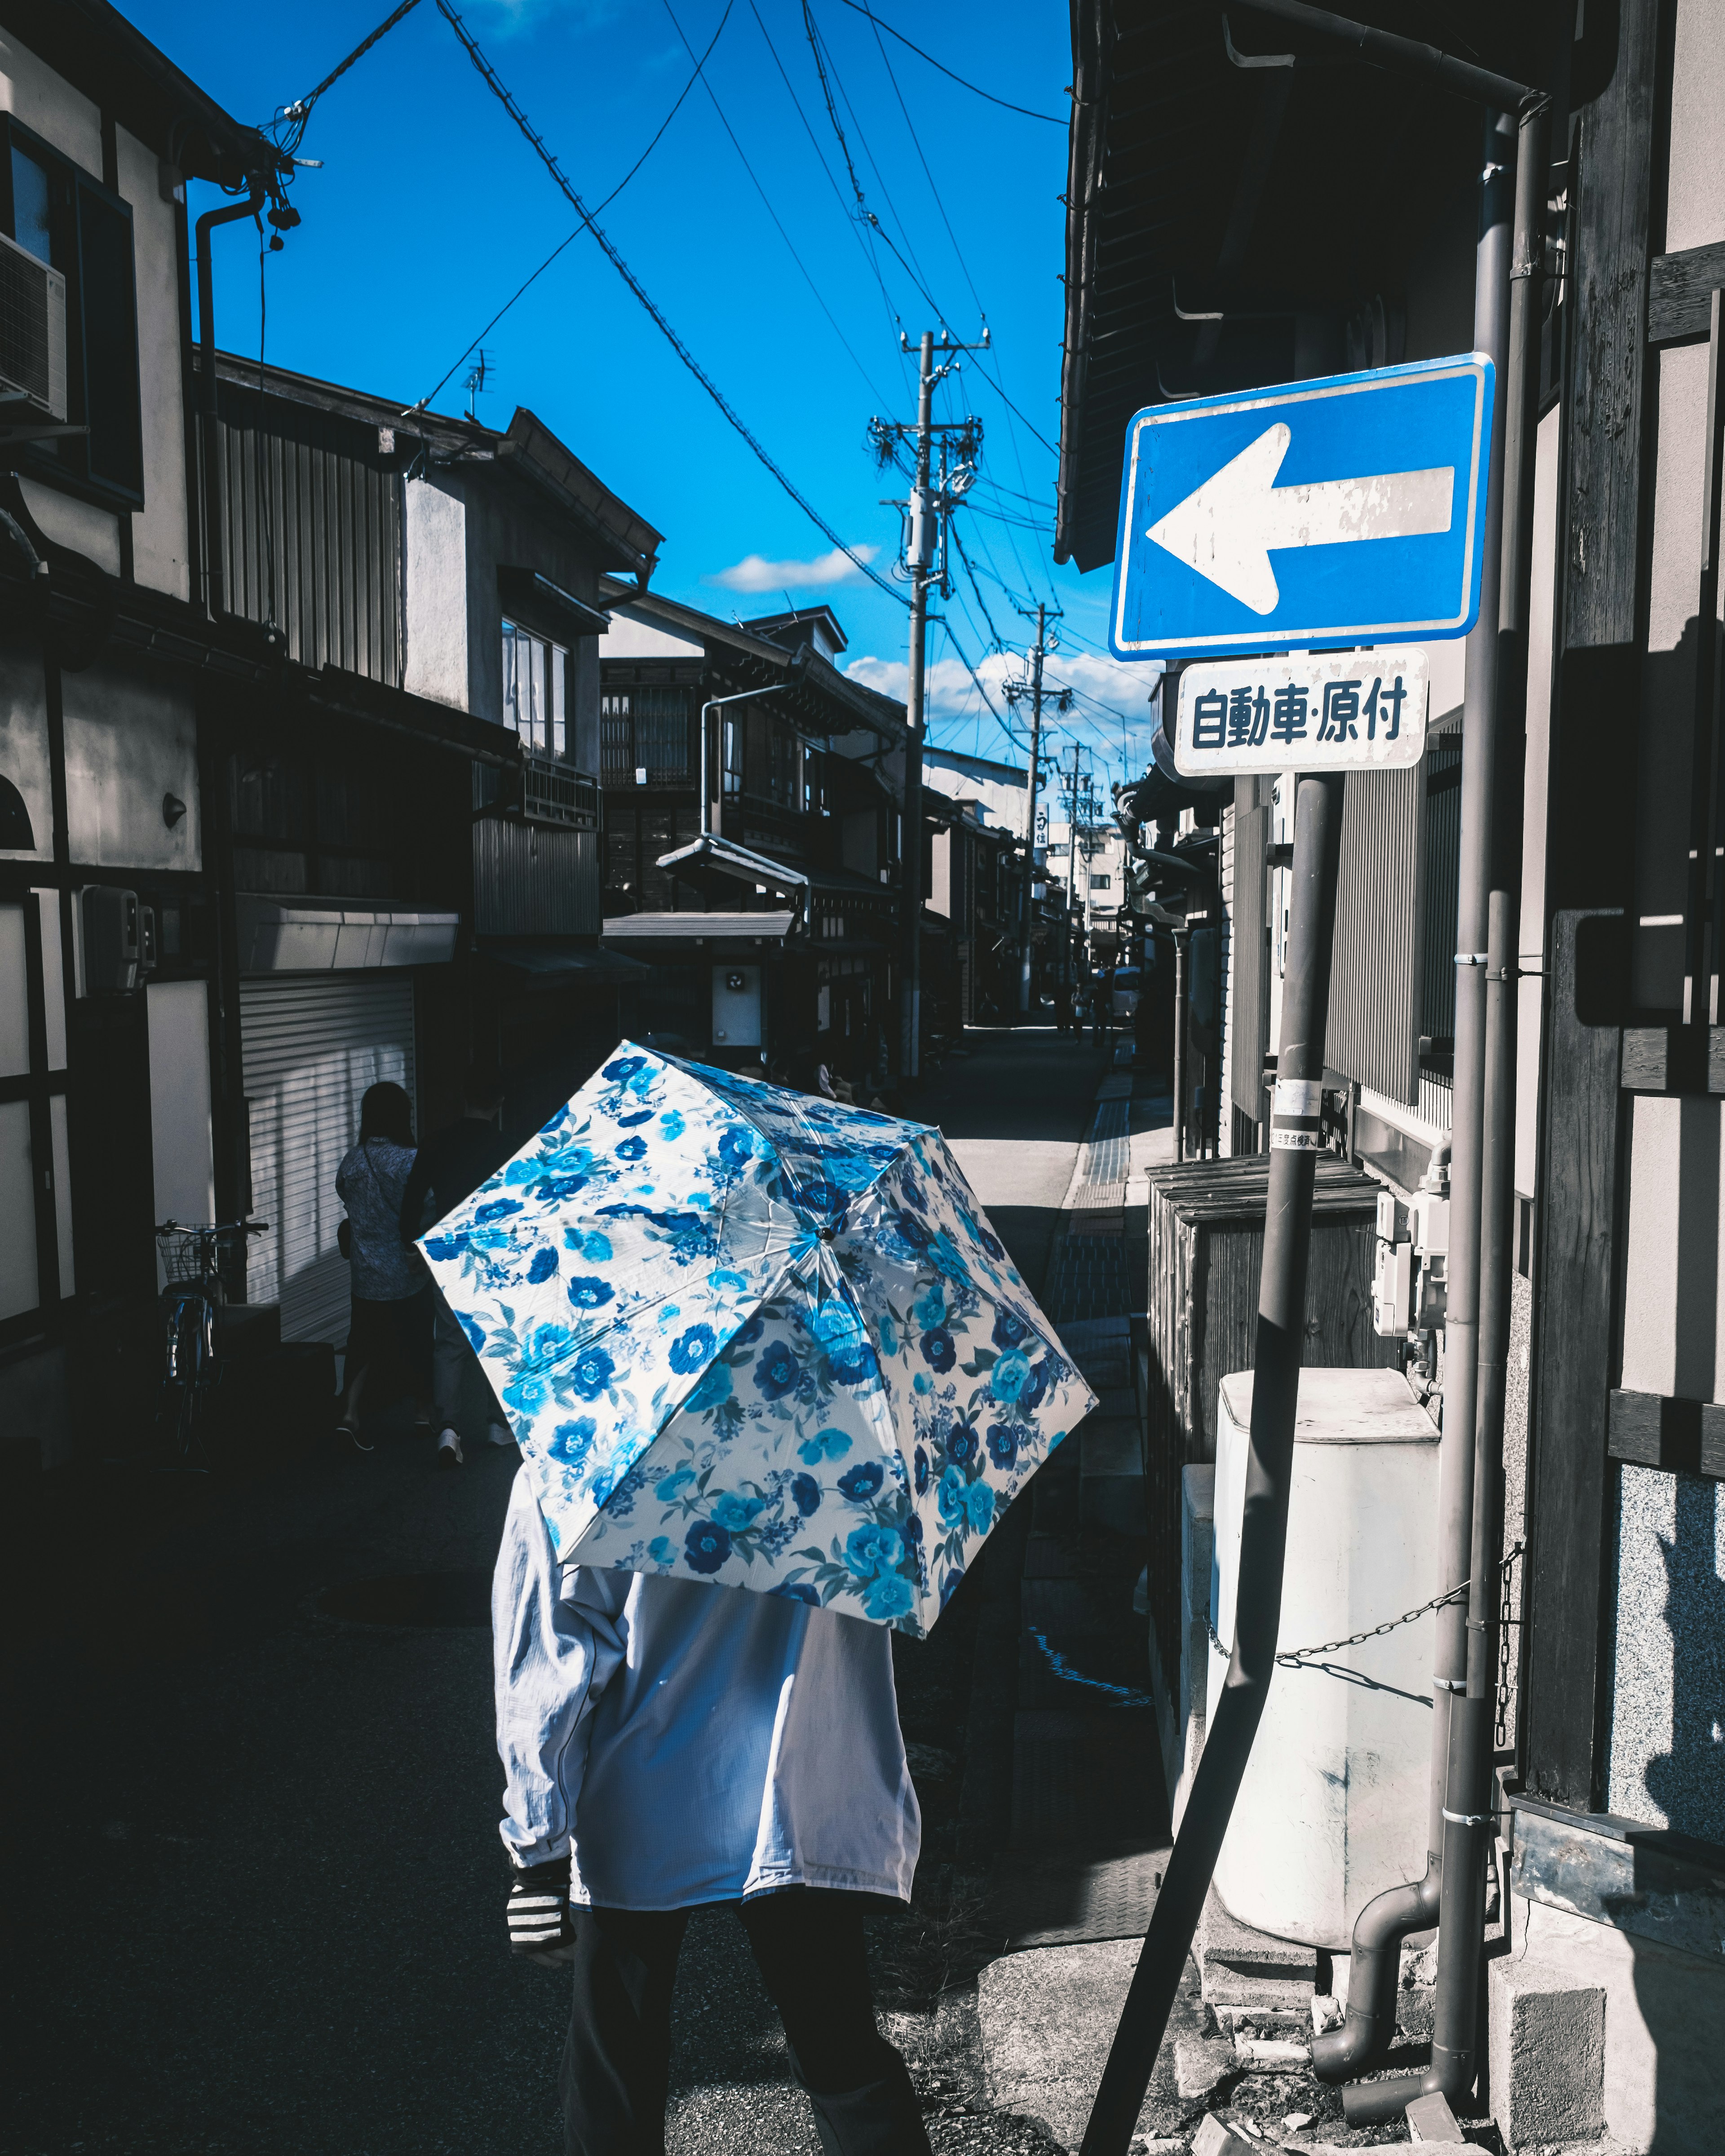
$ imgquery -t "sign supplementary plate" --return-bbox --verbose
[1173,649,1429,778]
[1109,354,1494,661]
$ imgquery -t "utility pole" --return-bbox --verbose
[902,329,936,1082]
[1017,604,1046,1018]
[871,328,987,1082]
[1005,606,1072,1017]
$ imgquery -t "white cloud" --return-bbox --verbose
[845,646,1162,737]
[707,545,880,594]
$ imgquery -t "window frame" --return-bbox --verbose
[0,115,144,509]
[500,617,570,757]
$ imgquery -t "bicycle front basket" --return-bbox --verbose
[158,1231,207,1286]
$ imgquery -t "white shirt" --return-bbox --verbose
[493,1467,921,1909]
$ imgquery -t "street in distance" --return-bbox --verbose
[1172,649,1429,778]
[1109,354,1494,662]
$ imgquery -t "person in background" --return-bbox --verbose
[400,1067,517,1470]
[496,1472,933,2156]
[1053,973,1074,1035]
[334,1081,430,1450]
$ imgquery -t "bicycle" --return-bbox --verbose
[154,1218,267,1470]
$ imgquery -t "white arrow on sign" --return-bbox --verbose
[1146,422,1455,616]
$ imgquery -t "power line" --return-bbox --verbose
[833,0,1064,124]
[433,0,905,608]
[747,0,910,384]
[270,0,426,150]
[661,0,889,404]
[412,0,734,415]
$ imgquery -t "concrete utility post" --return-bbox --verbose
[873,325,988,1082]
[899,328,936,1083]
[1016,604,1047,1017]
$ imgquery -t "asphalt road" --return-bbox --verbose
[2,1028,1103,2156]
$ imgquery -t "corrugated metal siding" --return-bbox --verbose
[241,976,417,1345]
[1230,802,1269,1121]
[1326,765,1424,1104]
[473,820,601,935]
[214,388,402,684]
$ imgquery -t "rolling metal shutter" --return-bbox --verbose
[240,976,417,1344]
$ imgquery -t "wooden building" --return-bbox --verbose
[1058,0,1725,2142]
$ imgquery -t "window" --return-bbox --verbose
[601,687,689,785]
[1092,874,1111,891]
[501,619,567,754]
[722,713,744,799]
[769,724,799,808]
[1,123,142,501]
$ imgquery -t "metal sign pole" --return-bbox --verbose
[1080,767,1346,2156]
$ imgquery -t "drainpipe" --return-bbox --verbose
[1336,95,1547,2124]
[1171,926,1190,1160]
[195,182,265,619]
[1314,104,1517,2100]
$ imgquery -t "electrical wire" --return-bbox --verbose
[660,0,890,404]
[268,0,425,155]
[833,0,1064,124]
[432,0,905,608]
[411,0,734,415]
[746,0,910,383]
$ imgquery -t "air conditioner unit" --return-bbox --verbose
[0,229,68,423]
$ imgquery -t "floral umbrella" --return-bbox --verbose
[420,1046,1096,1635]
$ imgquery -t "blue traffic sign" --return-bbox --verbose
[1108,353,1495,662]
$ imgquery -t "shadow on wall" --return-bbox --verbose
[1617,1470,1725,2151]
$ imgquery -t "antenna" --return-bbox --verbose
[464,348,495,421]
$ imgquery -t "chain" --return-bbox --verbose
[1204,1542,1527,1673]
[1495,1541,1524,1748]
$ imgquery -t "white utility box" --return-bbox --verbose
[1205,1365,1439,1948]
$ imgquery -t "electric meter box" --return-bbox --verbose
[81,886,141,994]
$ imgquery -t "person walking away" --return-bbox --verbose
[1053,974,1073,1036]
[400,1067,516,1470]
[496,1471,933,2156]
[333,1082,431,1449]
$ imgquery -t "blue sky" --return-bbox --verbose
[132,0,1160,783]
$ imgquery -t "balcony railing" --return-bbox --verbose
[521,751,600,831]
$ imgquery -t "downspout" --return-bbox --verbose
[1314,103,1515,2097]
[1336,95,1548,2125]
[195,183,265,619]
[1171,926,1190,1161]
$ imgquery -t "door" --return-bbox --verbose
[240,975,417,1343]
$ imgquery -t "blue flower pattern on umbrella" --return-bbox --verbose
[416,1045,1095,1635]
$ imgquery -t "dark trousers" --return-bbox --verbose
[561,1888,932,2156]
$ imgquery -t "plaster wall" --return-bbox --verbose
[0,26,100,168]
[1619,1095,1725,1402]
[1606,1462,1725,1842]
[117,124,190,602]
[60,664,199,872]
[1632,340,1717,1010]
[1666,0,1725,256]
[403,477,469,711]
[0,643,51,862]
[598,608,704,663]
[1489,1891,1723,2153]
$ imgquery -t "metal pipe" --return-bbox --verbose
[1316,108,1517,2101]
[1232,0,1537,113]
[194,182,265,619]
[1339,99,1548,2125]
[1345,892,1515,2124]
[1080,770,1347,2156]
[1171,927,1190,1161]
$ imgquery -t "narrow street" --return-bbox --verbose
[3,1029,1116,2156]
